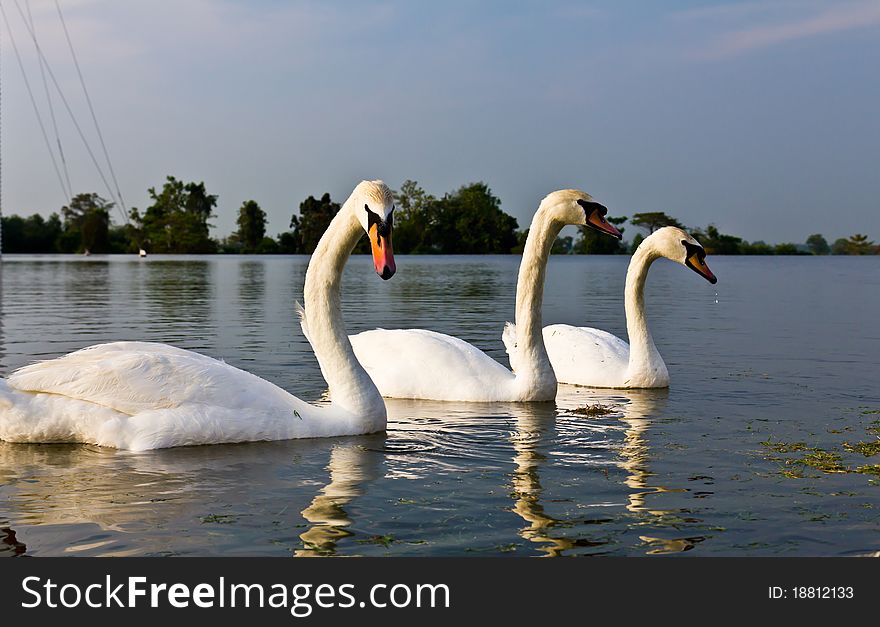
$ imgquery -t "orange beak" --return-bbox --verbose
[587,207,622,239]
[686,252,717,284]
[369,223,396,280]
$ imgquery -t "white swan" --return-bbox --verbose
[503,226,716,389]
[0,180,397,450]
[348,190,622,401]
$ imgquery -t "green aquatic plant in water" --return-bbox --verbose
[801,451,847,473]
[842,440,880,457]
[760,440,816,454]
[570,403,617,417]
[760,414,880,482]
[356,534,396,547]
[200,514,239,524]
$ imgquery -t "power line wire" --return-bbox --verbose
[27,0,72,197]
[54,0,128,219]
[0,0,70,203]
[10,0,125,222]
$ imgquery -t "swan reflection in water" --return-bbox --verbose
[518,387,672,556]
[380,390,675,557]
[295,442,382,557]
[507,400,579,557]
[0,437,382,556]
[0,387,688,556]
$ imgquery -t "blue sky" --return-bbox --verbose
[2,0,878,243]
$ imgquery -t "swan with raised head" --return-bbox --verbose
[0,180,397,450]
[348,190,622,401]
[503,226,716,389]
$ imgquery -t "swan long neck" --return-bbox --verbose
[513,204,560,391]
[302,200,384,422]
[624,243,663,374]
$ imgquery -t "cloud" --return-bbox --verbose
[701,1,880,58]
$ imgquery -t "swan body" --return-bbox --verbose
[503,227,716,389]
[0,180,398,450]
[350,190,622,401]
[351,328,544,402]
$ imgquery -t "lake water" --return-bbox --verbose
[0,254,878,556]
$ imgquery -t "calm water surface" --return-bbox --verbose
[0,254,878,556]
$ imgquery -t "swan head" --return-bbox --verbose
[353,180,396,280]
[647,226,717,284]
[542,189,622,239]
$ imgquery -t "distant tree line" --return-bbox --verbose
[2,176,877,255]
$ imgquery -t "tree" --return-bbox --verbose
[832,233,875,255]
[277,231,299,254]
[289,193,341,255]
[629,232,644,254]
[132,176,217,253]
[773,243,801,255]
[1,213,64,253]
[805,233,830,255]
[631,212,684,235]
[740,240,773,255]
[691,225,742,255]
[572,215,627,254]
[551,235,573,254]
[255,237,280,254]
[393,180,436,253]
[428,183,519,253]
[235,200,267,252]
[108,223,138,253]
[59,193,113,253]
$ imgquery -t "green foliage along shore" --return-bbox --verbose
[2,177,877,255]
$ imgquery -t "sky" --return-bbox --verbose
[1,0,878,244]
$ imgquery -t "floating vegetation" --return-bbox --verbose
[801,451,847,474]
[356,534,395,547]
[199,514,238,524]
[760,439,816,454]
[780,467,806,479]
[760,415,880,482]
[842,440,880,457]
[570,403,617,417]
[854,465,880,477]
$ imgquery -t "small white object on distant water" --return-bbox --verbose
[139,249,147,258]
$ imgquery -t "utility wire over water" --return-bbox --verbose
[0,254,878,556]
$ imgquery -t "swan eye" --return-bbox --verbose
[365,205,393,238]
[682,240,705,262]
[577,199,608,222]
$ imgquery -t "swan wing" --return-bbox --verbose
[542,324,630,387]
[350,329,515,401]
[7,341,300,415]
